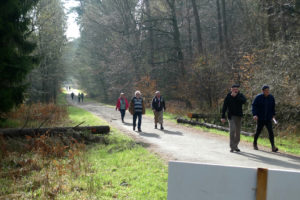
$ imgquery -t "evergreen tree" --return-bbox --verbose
[0,0,38,115]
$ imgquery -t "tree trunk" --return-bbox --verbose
[191,0,203,54]
[167,0,185,74]
[0,126,110,137]
[221,0,229,50]
[216,0,224,54]
[186,0,193,59]
[144,0,155,68]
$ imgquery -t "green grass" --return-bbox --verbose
[0,92,168,199]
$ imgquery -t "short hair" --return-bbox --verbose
[231,84,240,88]
[262,85,270,90]
[135,90,141,96]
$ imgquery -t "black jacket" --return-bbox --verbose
[222,92,246,119]
[152,96,166,112]
[252,93,275,121]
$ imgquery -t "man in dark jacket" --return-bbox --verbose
[252,85,278,152]
[221,84,247,152]
[152,91,166,130]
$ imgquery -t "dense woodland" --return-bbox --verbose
[1,0,300,133]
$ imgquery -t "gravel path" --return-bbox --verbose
[68,95,300,171]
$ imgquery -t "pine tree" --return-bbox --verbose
[0,0,38,115]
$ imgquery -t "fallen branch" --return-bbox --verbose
[0,126,110,137]
[177,118,254,136]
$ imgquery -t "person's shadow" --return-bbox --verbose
[138,131,160,138]
[162,129,183,136]
[123,122,133,126]
[237,151,300,170]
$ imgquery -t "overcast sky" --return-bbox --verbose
[63,0,80,40]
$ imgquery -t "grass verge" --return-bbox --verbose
[0,93,168,199]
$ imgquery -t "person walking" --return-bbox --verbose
[152,91,166,130]
[78,93,81,103]
[221,84,247,153]
[71,92,74,100]
[129,91,145,132]
[116,93,129,123]
[81,93,84,102]
[252,85,278,152]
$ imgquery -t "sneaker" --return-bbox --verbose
[235,148,240,152]
[253,143,258,150]
[272,146,278,152]
[155,125,157,129]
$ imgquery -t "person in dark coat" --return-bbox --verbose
[81,93,84,102]
[252,85,278,152]
[71,92,74,100]
[152,91,166,130]
[78,93,81,103]
[221,84,247,152]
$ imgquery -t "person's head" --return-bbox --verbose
[120,92,125,98]
[135,90,141,98]
[155,91,160,98]
[262,85,270,96]
[231,84,240,94]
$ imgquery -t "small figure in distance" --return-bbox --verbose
[71,92,74,100]
[151,91,166,130]
[221,84,247,153]
[115,93,129,123]
[81,93,84,102]
[78,92,81,103]
[129,91,145,132]
[252,85,278,152]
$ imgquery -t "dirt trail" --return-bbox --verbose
[68,94,300,171]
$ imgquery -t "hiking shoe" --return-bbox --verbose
[230,149,234,153]
[155,125,157,129]
[133,127,136,131]
[160,126,164,130]
[272,146,278,152]
[138,129,142,132]
[253,143,258,150]
[235,148,241,152]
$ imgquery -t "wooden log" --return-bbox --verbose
[177,118,254,136]
[0,126,110,137]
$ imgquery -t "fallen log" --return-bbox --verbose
[0,126,110,137]
[177,118,254,136]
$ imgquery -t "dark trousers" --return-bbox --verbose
[120,109,126,121]
[254,120,275,147]
[133,112,142,129]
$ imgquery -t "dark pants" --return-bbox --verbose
[133,112,142,129]
[120,109,126,121]
[254,120,275,147]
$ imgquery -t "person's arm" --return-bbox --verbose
[221,96,228,119]
[271,95,276,117]
[252,96,259,120]
[116,99,120,110]
[237,93,247,104]
[151,98,155,110]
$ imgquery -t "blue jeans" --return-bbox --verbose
[133,112,142,129]
[120,109,126,121]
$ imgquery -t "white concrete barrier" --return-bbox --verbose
[168,161,300,200]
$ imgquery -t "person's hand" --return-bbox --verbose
[221,118,226,123]
[253,116,258,121]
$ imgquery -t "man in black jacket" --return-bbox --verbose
[221,84,247,152]
[152,91,166,130]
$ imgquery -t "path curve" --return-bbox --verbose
[68,94,300,171]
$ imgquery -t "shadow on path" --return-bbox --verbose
[162,129,184,136]
[138,131,160,139]
[237,152,300,170]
